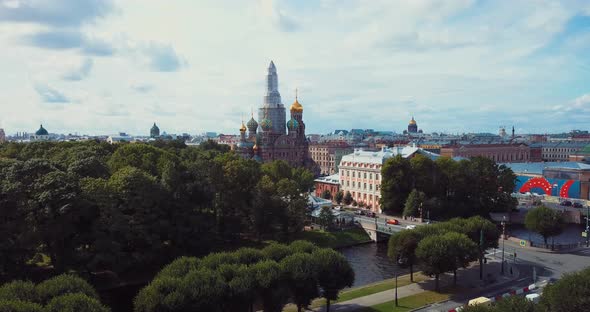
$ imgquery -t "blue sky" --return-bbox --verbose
[0,0,589,136]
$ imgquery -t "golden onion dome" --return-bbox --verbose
[290,98,303,112]
[253,143,259,151]
[409,116,417,125]
[240,121,247,132]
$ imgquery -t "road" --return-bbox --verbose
[416,241,590,312]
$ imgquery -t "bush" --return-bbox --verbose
[36,274,98,304]
[155,257,200,279]
[44,293,110,312]
[0,300,43,312]
[289,240,318,254]
[261,243,293,262]
[0,280,39,303]
[233,248,265,265]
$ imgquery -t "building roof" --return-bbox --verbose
[314,174,340,185]
[35,124,48,136]
[340,146,421,165]
[501,162,590,175]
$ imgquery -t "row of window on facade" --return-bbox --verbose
[341,170,380,180]
[350,192,379,206]
[341,180,380,191]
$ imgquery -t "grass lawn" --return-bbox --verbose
[283,273,429,312]
[359,290,451,312]
[336,273,428,303]
[293,227,372,248]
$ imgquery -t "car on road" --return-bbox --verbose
[386,219,399,225]
[573,202,584,208]
[367,212,376,218]
[560,200,572,206]
[355,210,365,215]
[405,225,416,230]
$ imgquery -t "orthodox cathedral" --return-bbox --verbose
[235,61,310,167]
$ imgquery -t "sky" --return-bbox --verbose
[0,0,589,136]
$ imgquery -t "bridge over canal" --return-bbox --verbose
[352,215,408,242]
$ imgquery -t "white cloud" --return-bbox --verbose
[0,0,589,135]
[62,58,93,81]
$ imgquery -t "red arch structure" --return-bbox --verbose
[519,177,552,195]
[559,180,575,198]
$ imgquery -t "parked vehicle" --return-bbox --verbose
[561,200,572,206]
[405,225,416,230]
[573,202,583,208]
[386,219,399,225]
[367,212,376,218]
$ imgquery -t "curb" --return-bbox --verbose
[447,281,548,312]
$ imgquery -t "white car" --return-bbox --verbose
[405,225,416,230]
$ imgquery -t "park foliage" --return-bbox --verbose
[388,216,498,291]
[134,241,354,312]
[380,154,518,217]
[0,140,314,281]
[0,274,109,312]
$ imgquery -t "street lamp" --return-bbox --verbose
[501,216,506,275]
[586,205,589,247]
[395,272,399,307]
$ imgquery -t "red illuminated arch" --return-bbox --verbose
[559,180,574,198]
[519,177,551,195]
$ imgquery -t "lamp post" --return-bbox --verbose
[395,272,399,307]
[586,205,589,247]
[501,216,506,275]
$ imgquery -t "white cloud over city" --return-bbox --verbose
[0,0,589,135]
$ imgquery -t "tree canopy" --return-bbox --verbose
[134,241,353,312]
[381,155,517,217]
[525,205,564,248]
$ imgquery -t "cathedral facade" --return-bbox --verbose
[236,61,309,168]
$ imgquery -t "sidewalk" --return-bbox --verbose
[314,260,520,312]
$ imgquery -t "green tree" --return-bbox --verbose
[0,281,39,303]
[312,249,354,312]
[134,269,226,312]
[416,235,456,291]
[44,293,110,312]
[262,243,293,262]
[388,229,420,282]
[251,260,289,312]
[289,240,319,254]
[334,190,344,205]
[36,274,99,304]
[0,300,43,312]
[447,216,500,276]
[321,189,332,200]
[280,253,319,312]
[445,232,478,286]
[410,154,438,196]
[343,191,352,205]
[403,189,426,217]
[524,205,564,248]
[155,256,201,279]
[107,143,177,178]
[380,155,412,215]
[318,206,334,230]
[539,266,590,312]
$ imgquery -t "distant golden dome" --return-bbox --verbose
[240,121,247,132]
[253,143,259,151]
[290,98,303,112]
[409,116,417,125]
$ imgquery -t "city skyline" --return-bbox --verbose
[1,0,590,135]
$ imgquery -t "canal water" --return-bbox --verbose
[339,242,406,287]
[339,223,588,288]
